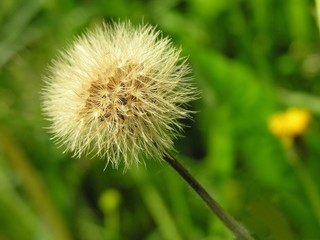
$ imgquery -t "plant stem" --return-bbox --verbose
[0,128,73,240]
[164,155,254,240]
[286,147,320,227]
[315,0,320,30]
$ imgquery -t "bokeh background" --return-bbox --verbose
[1,0,320,239]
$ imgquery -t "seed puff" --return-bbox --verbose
[42,21,197,169]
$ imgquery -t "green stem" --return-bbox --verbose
[131,170,183,240]
[0,128,73,240]
[287,147,320,226]
[164,155,254,240]
[315,0,320,30]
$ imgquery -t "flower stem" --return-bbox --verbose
[286,147,320,227]
[164,155,254,240]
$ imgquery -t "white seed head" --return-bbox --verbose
[42,21,197,169]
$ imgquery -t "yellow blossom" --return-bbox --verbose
[268,108,311,146]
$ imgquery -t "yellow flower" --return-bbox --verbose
[268,108,311,146]
[42,21,197,169]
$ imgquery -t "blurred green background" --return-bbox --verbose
[1,0,320,239]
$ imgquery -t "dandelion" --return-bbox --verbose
[42,21,196,168]
[42,20,254,240]
[268,108,320,227]
[268,107,311,147]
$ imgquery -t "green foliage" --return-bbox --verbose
[1,0,320,239]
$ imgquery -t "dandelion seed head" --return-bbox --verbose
[42,21,197,169]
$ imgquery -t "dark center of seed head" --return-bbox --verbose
[82,63,150,122]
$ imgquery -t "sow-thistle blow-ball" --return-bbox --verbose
[42,21,197,168]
